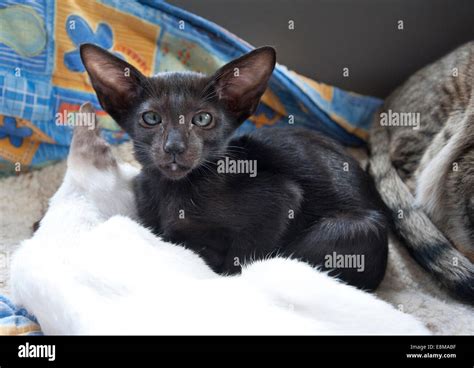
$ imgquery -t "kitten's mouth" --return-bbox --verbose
[159,162,192,180]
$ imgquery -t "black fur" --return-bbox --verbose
[135,128,389,289]
[81,44,389,290]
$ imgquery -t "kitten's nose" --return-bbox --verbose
[164,130,186,155]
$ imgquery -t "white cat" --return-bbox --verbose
[10,104,429,335]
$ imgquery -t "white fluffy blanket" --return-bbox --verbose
[1,143,473,334]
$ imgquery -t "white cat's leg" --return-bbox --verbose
[35,103,139,237]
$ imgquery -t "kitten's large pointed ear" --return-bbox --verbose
[80,44,144,124]
[209,47,276,123]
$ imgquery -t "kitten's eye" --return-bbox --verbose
[142,111,162,126]
[192,112,213,127]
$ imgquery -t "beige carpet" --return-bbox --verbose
[1,143,473,334]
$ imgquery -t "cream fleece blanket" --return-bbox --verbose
[1,143,473,334]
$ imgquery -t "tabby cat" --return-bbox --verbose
[369,41,474,302]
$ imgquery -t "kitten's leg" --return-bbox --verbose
[218,178,304,274]
[283,210,388,291]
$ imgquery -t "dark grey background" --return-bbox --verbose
[169,0,474,98]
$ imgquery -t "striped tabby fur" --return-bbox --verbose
[369,41,474,303]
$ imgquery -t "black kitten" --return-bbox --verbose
[80,44,389,290]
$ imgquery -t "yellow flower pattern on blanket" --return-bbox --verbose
[53,0,159,92]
